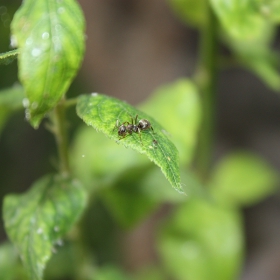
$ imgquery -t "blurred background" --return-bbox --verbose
[1,0,280,279]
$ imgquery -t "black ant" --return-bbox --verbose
[114,115,154,143]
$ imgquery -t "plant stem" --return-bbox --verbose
[52,98,70,176]
[194,4,218,180]
[65,97,78,108]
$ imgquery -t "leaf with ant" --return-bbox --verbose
[76,93,183,193]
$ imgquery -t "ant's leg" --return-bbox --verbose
[138,130,143,145]
[135,114,138,125]
[113,119,119,132]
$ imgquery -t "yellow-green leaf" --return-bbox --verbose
[11,0,85,127]
[76,93,183,193]
[3,175,87,280]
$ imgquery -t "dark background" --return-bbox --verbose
[1,0,280,279]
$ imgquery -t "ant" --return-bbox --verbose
[114,114,154,143]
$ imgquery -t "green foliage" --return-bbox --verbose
[1,0,280,279]
[158,198,244,280]
[256,0,280,22]
[0,85,24,133]
[12,0,85,128]
[0,50,19,65]
[3,175,86,280]
[168,0,207,27]
[210,0,267,40]
[76,93,183,193]
[209,152,279,207]
[139,79,201,165]
[0,242,28,280]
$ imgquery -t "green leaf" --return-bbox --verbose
[134,266,165,280]
[0,49,19,65]
[11,0,85,128]
[100,165,159,228]
[139,79,201,165]
[226,23,280,90]
[3,174,87,280]
[0,242,28,280]
[157,199,244,280]
[167,0,207,27]
[76,93,183,193]
[239,50,280,91]
[209,152,279,207]
[256,0,280,22]
[0,85,25,134]
[92,265,130,280]
[71,126,147,190]
[210,0,267,40]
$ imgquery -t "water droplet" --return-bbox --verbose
[31,102,38,109]
[0,6,7,15]
[25,37,33,45]
[10,35,17,48]
[54,226,60,232]
[37,228,43,234]
[56,239,64,246]
[42,32,49,40]
[25,110,31,120]
[42,255,49,262]
[31,48,41,57]
[181,241,200,259]
[91,92,98,96]
[55,24,62,32]
[4,19,10,27]
[58,7,65,14]
[22,98,30,108]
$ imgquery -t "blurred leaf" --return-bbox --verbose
[140,79,201,165]
[3,174,87,280]
[100,165,192,228]
[141,167,206,204]
[71,126,147,190]
[133,266,166,280]
[92,265,130,280]
[167,0,207,27]
[239,50,280,91]
[210,0,267,40]
[226,23,280,91]
[0,85,24,134]
[0,49,19,65]
[44,242,76,280]
[209,152,279,207]
[0,242,28,280]
[257,0,280,22]
[157,199,244,280]
[11,0,85,128]
[77,93,183,193]
[100,165,160,228]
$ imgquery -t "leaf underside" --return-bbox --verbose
[3,174,86,280]
[0,49,19,65]
[12,0,85,127]
[76,93,183,193]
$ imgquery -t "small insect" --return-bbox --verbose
[113,120,130,140]
[152,139,158,148]
[138,118,154,132]
[114,114,155,143]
